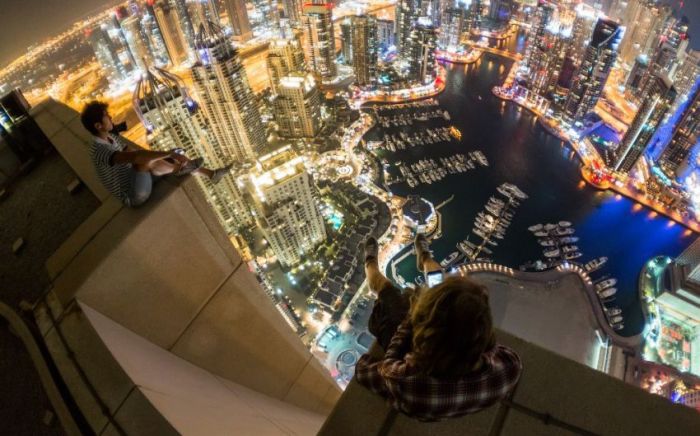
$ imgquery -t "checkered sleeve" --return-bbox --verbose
[355,354,391,397]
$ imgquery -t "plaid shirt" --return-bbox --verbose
[355,318,522,421]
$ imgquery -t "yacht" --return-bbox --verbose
[599,287,617,299]
[595,278,617,291]
[539,239,557,247]
[449,126,462,140]
[556,227,575,236]
[585,257,607,272]
[441,252,459,267]
[544,248,561,258]
[612,323,624,331]
[606,307,622,316]
[534,231,549,237]
[609,315,624,324]
[544,223,557,231]
[562,245,579,254]
[564,252,582,260]
[560,236,579,244]
[529,224,544,232]
[559,221,572,227]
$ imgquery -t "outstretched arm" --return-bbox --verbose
[111,149,184,167]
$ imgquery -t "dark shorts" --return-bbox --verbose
[125,171,153,207]
[368,282,411,351]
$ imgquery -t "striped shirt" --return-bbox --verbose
[90,134,133,204]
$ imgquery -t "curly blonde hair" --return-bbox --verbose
[409,277,496,377]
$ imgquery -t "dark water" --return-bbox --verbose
[365,51,694,336]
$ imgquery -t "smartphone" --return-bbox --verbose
[425,270,444,287]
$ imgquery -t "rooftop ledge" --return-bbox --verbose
[320,330,700,436]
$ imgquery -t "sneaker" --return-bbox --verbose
[414,233,431,270]
[175,157,204,176]
[364,237,378,263]
[210,164,233,185]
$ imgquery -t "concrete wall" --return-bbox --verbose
[319,331,700,436]
[39,175,340,433]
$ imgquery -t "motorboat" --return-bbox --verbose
[441,252,460,267]
[613,323,624,331]
[556,227,575,236]
[534,231,549,237]
[606,307,622,316]
[610,315,624,324]
[598,287,617,299]
[564,252,582,260]
[528,224,543,232]
[544,223,557,231]
[560,236,579,244]
[585,257,608,271]
[595,278,617,291]
[539,239,557,247]
[559,221,572,227]
[562,245,579,254]
[544,248,561,258]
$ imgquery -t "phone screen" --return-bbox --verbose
[426,271,444,287]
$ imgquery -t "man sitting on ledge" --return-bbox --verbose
[355,234,522,422]
[81,101,231,207]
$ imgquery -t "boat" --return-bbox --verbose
[562,245,579,253]
[544,248,561,258]
[564,252,582,260]
[449,126,462,140]
[560,236,579,244]
[559,221,572,227]
[585,257,608,271]
[556,227,575,236]
[595,278,617,291]
[544,223,557,231]
[534,231,549,237]
[613,323,624,331]
[599,287,617,299]
[539,239,557,247]
[610,315,624,324]
[606,307,622,316]
[441,252,459,267]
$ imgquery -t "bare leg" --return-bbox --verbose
[365,258,394,295]
[192,167,214,178]
[420,253,442,274]
[415,234,441,274]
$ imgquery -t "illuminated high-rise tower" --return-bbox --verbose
[223,0,253,42]
[281,0,302,27]
[564,19,622,123]
[187,0,222,29]
[568,3,597,67]
[87,24,134,84]
[249,146,327,267]
[173,0,197,51]
[191,23,267,161]
[524,2,556,73]
[152,0,190,66]
[659,86,700,177]
[614,75,676,174]
[439,8,465,50]
[119,14,155,72]
[134,68,253,231]
[340,19,353,66]
[350,15,378,86]
[267,37,305,93]
[469,0,483,32]
[618,1,671,66]
[273,73,322,138]
[395,0,416,57]
[142,3,171,66]
[406,20,437,84]
[302,3,336,81]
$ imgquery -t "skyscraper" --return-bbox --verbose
[524,2,556,75]
[614,74,676,173]
[273,73,321,138]
[350,15,378,86]
[395,0,416,57]
[281,0,302,27]
[376,19,395,52]
[340,19,353,66]
[659,86,700,177]
[302,3,337,81]
[267,37,305,93]
[187,0,222,30]
[564,19,622,123]
[173,0,197,51]
[87,24,133,84]
[674,50,700,100]
[223,0,253,42]
[406,20,437,84]
[568,3,597,68]
[469,0,483,32]
[489,0,513,22]
[133,68,253,231]
[119,14,155,72]
[142,3,171,67]
[152,0,190,66]
[191,23,267,161]
[249,146,327,267]
[439,8,465,50]
[618,1,670,66]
